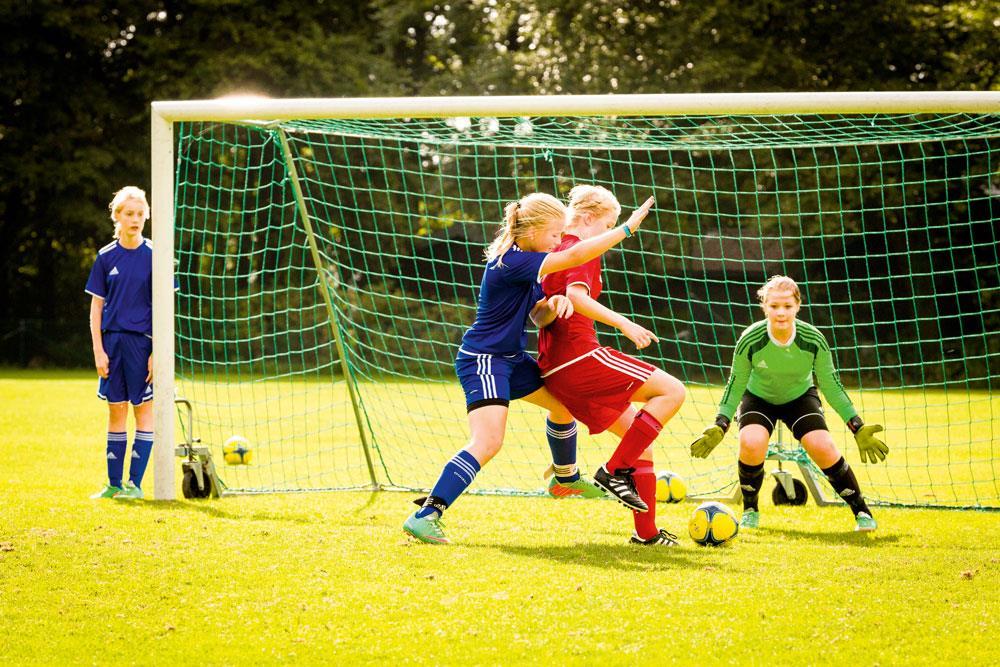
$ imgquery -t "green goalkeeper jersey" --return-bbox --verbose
[717,319,858,423]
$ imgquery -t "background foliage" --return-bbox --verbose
[0,0,997,365]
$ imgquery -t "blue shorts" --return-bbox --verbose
[455,347,544,411]
[98,331,153,405]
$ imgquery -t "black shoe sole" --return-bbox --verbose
[592,476,649,513]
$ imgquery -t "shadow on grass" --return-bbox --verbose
[127,499,320,524]
[465,540,722,571]
[351,490,381,514]
[757,526,902,545]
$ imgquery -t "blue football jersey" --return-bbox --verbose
[85,238,154,336]
[460,245,548,355]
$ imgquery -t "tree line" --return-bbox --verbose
[1,0,996,367]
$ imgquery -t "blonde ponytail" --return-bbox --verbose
[485,193,566,265]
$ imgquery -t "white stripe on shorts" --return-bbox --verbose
[540,349,600,379]
[593,348,650,382]
[790,412,824,433]
[739,410,775,430]
[475,353,497,399]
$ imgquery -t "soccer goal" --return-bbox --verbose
[150,92,1000,508]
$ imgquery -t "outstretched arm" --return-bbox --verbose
[814,337,888,462]
[813,343,857,423]
[718,352,751,424]
[691,351,750,458]
[565,284,657,349]
[539,196,653,277]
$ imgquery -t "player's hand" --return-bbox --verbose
[855,424,888,463]
[94,349,109,379]
[690,425,724,458]
[146,354,153,384]
[624,196,655,235]
[548,294,574,319]
[620,319,658,350]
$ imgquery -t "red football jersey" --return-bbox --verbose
[537,234,603,373]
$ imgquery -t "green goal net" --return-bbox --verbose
[171,109,1000,508]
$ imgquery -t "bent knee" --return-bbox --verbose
[739,428,770,453]
[665,376,686,408]
[643,371,685,408]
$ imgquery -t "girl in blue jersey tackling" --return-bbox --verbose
[85,186,157,500]
[404,192,654,544]
[690,275,888,532]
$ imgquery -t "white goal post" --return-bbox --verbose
[149,90,1000,500]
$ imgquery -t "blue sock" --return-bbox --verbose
[546,419,579,483]
[106,431,127,488]
[129,430,154,488]
[416,449,481,518]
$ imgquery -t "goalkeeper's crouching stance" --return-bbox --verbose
[690,275,888,532]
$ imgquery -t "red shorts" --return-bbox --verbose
[541,347,655,434]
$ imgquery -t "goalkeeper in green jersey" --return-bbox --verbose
[690,275,887,532]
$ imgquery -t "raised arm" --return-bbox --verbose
[539,196,653,277]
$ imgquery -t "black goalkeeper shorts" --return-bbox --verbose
[736,387,829,441]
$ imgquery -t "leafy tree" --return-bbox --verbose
[0,0,995,367]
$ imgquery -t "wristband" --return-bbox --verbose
[714,414,731,433]
[621,224,632,238]
[846,416,864,434]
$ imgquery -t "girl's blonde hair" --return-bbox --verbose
[757,275,801,307]
[566,184,621,224]
[485,192,566,264]
[108,186,150,239]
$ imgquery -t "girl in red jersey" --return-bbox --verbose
[403,192,655,544]
[538,185,686,546]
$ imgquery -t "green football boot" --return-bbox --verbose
[854,511,877,532]
[547,476,605,499]
[90,484,123,499]
[113,481,144,500]
[403,512,450,544]
[740,509,760,529]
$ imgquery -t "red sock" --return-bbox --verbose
[632,460,658,540]
[606,409,662,472]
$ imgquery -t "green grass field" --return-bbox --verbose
[167,368,1000,507]
[2,370,999,664]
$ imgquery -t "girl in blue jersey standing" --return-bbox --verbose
[85,186,157,500]
[404,192,654,544]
